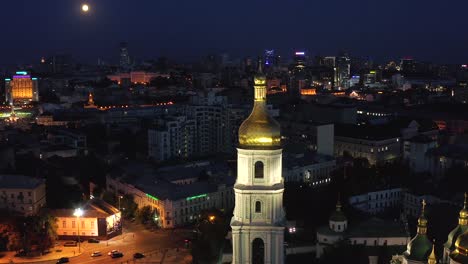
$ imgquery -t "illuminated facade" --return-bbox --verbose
[106,161,235,228]
[51,199,121,240]
[107,71,169,84]
[5,71,39,105]
[231,67,285,264]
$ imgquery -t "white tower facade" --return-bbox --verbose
[231,66,285,264]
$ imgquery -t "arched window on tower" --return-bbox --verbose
[254,161,264,179]
[255,201,261,213]
[252,238,265,264]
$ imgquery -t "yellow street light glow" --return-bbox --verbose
[82,4,90,12]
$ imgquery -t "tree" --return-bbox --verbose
[120,194,138,219]
[136,206,154,224]
[18,212,58,254]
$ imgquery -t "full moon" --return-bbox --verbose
[82,4,89,12]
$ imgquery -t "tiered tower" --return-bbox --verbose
[231,65,285,264]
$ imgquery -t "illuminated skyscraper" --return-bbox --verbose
[231,65,285,264]
[119,42,131,70]
[5,71,39,105]
[264,50,275,66]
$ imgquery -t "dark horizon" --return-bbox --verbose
[2,0,468,65]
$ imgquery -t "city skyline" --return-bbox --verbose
[2,0,468,65]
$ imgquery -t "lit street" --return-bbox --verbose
[2,222,192,264]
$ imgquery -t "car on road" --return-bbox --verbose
[56,257,69,263]
[91,251,102,257]
[111,252,124,258]
[133,252,145,259]
[88,238,100,243]
[108,249,118,256]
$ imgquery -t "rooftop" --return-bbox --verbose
[0,175,44,189]
[109,160,234,201]
[347,218,408,238]
[50,199,119,218]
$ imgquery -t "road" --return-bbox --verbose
[2,222,192,264]
[69,222,191,264]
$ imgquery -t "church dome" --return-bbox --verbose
[238,73,281,148]
[406,200,432,261]
[445,193,468,250]
[453,231,468,259]
[406,234,433,261]
[329,200,347,222]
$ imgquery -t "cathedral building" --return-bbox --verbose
[402,200,434,264]
[231,64,286,264]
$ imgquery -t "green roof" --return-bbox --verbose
[347,218,408,238]
[405,234,432,261]
[330,210,347,222]
[444,225,468,250]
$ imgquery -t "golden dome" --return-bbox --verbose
[417,200,428,234]
[427,242,437,264]
[238,73,281,148]
[455,230,468,256]
[460,193,468,225]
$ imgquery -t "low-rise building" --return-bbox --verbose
[335,124,401,165]
[425,144,468,178]
[50,199,121,240]
[348,188,404,214]
[106,161,235,228]
[316,200,409,264]
[403,135,437,173]
[0,174,46,215]
[283,152,336,186]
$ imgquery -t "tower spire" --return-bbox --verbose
[257,57,263,74]
[459,192,468,226]
[336,193,342,211]
[417,200,428,235]
[428,240,437,264]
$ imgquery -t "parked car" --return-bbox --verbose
[63,241,77,247]
[91,251,102,257]
[133,252,145,259]
[56,257,69,263]
[88,238,100,243]
[108,250,118,256]
[111,252,124,258]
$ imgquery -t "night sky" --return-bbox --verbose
[2,0,468,65]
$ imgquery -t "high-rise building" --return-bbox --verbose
[5,71,39,105]
[400,57,416,73]
[336,53,351,88]
[231,67,285,264]
[119,42,131,70]
[148,116,197,162]
[189,92,228,155]
[264,49,275,68]
[293,51,306,69]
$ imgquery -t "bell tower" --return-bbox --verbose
[231,62,285,264]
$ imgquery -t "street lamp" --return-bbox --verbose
[118,195,124,237]
[73,208,83,253]
[118,195,123,211]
